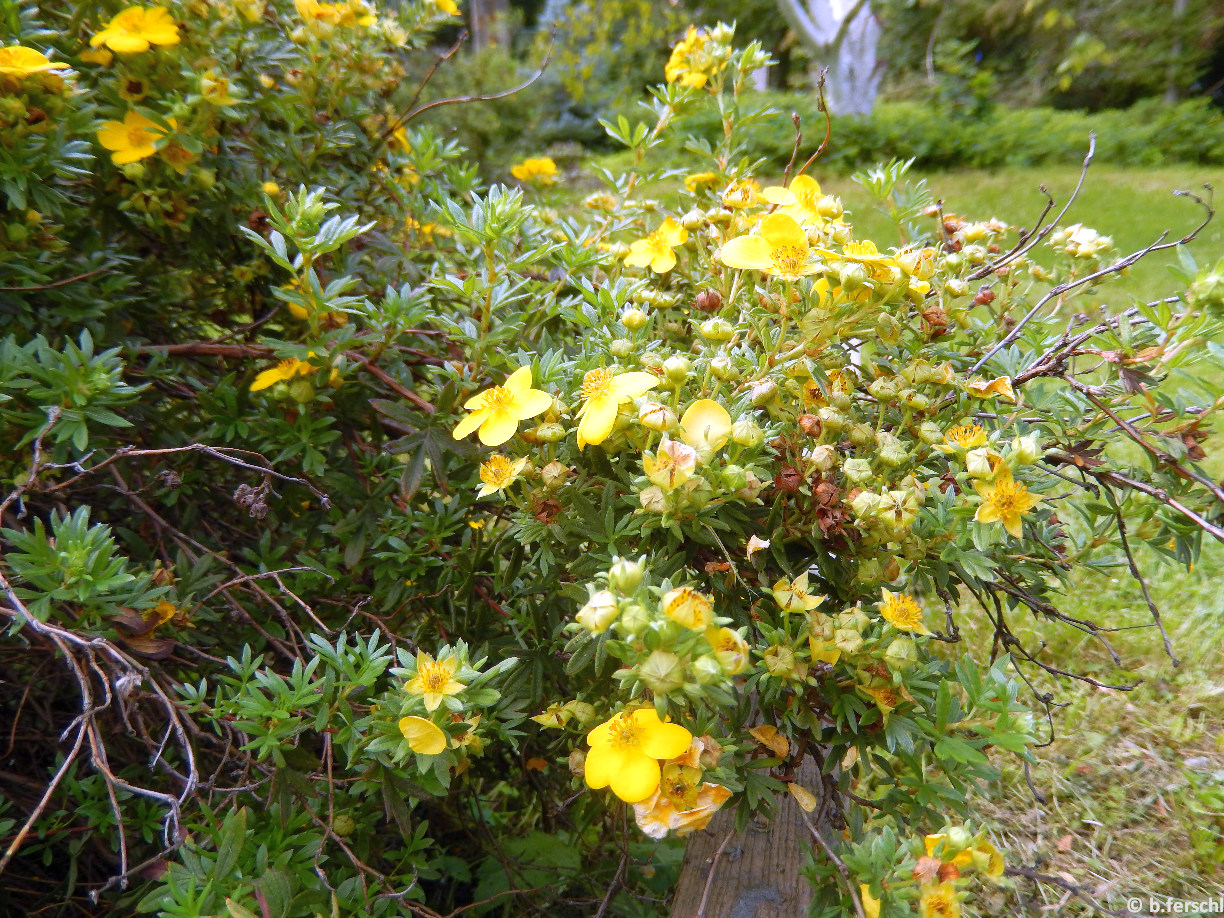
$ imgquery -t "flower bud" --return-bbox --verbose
[720,464,747,491]
[879,442,908,467]
[817,195,843,220]
[680,208,705,231]
[731,418,764,448]
[700,317,735,341]
[847,423,874,447]
[965,447,999,480]
[609,338,633,359]
[901,390,931,411]
[541,460,570,489]
[875,314,901,345]
[749,379,777,406]
[884,636,918,671]
[639,402,678,432]
[639,650,685,695]
[807,444,837,471]
[1010,435,1042,465]
[839,262,870,291]
[576,590,619,632]
[691,654,724,684]
[818,406,845,432]
[917,421,944,444]
[843,457,872,483]
[608,557,644,593]
[736,470,765,501]
[621,307,649,330]
[639,485,667,513]
[850,490,882,519]
[618,601,651,633]
[664,355,691,383]
[830,222,852,244]
[710,354,739,381]
[534,422,567,443]
[867,377,899,401]
[695,289,723,312]
[945,278,969,297]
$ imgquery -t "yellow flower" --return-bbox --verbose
[664,26,724,89]
[201,70,241,106]
[661,586,713,630]
[938,423,987,453]
[584,708,693,803]
[966,375,1016,401]
[684,172,720,192]
[719,213,817,279]
[398,715,448,755]
[761,175,824,226]
[0,46,70,76]
[633,773,731,838]
[78,47,114,65]
[973,465,1041,538]
[919,881,961,918]
[433,0,460,15]
[720,179,760,209]
[860,885,881,918]
[576,590,619,633]
[91,7,181,54]
[160,142,196,175]
[878,589,931,635]
[251,357,314,391]
[118,76,147,101]
[453,366,553,447]
[404,651,465,712]
[678,399,732,455]
[971,837,1005,878]
[746,535,770,559]
[575,368,658,449]
[97,110,174,165]
[477,455,527,497]
[510,156,558,185]
[772,572,824,613]
[624,217,688,274]
[643,438,697,490]
[705,626,749,674]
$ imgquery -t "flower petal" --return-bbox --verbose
[761,185,796,205]
[452,407,488,440]
[718,235,774,271]
[583,741,620,789]
[639,720,694,761]
[513,387,553,420]
[759,212,807,249]
[679,399,732,451]
[609,371,660,400]
[608,750,661,803]
[649,249,677,273]
[478,409,519,446]
[504,365,534,393]
[399,716,447,755]
[577,396,619,449]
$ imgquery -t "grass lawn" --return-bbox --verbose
[824,165,1224,306]
[582,159,1224,899]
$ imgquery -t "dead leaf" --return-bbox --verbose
[749,725,789,758]
[787,783,818,812]
[1056,834,1073,852]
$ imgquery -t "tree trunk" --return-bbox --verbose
[775,0,881,115]
[469,0,510,53]
[670,760,829,918]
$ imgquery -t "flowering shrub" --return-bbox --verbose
[2,7,1224,918]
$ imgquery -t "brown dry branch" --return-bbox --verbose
[970,185,1214,374]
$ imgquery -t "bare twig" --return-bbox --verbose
[970,184,1213,374]
[0,267,107,292]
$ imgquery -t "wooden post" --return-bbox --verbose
[670,760,826,918]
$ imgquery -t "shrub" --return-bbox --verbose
[2,10,1223,918]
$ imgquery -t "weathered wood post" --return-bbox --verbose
[670,760,828,918]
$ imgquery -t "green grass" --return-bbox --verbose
[823,166,1224,305]
[948,542,1224,906]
